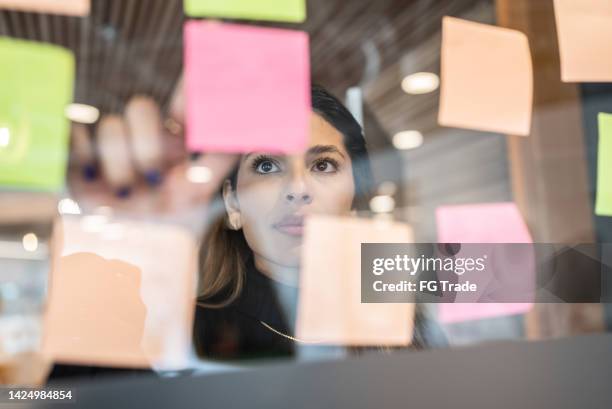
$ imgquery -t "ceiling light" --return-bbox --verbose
[369,195,396,214]
[392,130,424,150]
[0,127,10,147]
[58,198,81,215]
[65,103,100,124]
[401,72,439,95]
[186,165,212,184]
[22,233,38,252]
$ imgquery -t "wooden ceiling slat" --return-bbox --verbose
[0,12,8,35]
[0,0,489,137]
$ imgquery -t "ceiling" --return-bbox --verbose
[0,0,492,139]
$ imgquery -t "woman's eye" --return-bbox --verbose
[312,159,338,173]
[255,160,280,174]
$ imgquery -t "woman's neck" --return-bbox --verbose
[253,255,300,287]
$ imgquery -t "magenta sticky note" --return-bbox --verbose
[184,21,310,154]
[435,202,533,323]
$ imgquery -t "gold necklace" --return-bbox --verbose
[259,320,325,344]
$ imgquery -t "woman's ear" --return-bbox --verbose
[222,179,242,230]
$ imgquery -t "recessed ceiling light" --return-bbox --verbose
[65,103,100,124]
[401,72,440,95]
[0,127,10,147]
[392,130,424,150]
[186,165,212,184]
[369,195,396,214]
[58,198,82,215]
[22,233,38,252]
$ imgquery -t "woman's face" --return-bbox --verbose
[223,112,356,268]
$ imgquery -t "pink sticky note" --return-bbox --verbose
[44,217,197,369]
[296,216,415,345]
[438,17,533,136]
[184,21,310,154]
[435,203,533,323]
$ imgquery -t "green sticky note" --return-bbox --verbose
[0,37,74,191]
[596,113,612,216]
[184,0,306,23]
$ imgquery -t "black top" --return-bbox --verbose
[193,255,300,361]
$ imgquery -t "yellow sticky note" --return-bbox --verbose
[554,0,612,82]
[438,17,533,136]
[0,0,90,16]
[296,215,414,346]
[596,113,612,216]
[0,37,74,191]
[184,0,306,23]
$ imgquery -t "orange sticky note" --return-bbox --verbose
[554,0,612,82]
[44,217,197,369]
[184,21,310,154]
[435,203,534,323]
[438,17,533,136]
[296,216,414,345]
[0,0,90,16]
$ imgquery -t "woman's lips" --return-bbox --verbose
[274,216,304,236]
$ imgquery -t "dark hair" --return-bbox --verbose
[197,84,374,308]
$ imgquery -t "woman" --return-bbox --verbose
[193,85,430,360]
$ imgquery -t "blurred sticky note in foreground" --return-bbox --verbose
[554,0,612,82]
[0,38,74,191]
[596,113,612,216]
[44,217,197,369]
[184,0,305,23]
[438,17,533,136]
[296,216,414,345]
[435,203,533,323]
[184,21,310,153]
[0,0,90,15]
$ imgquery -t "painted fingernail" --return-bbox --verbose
[115,186,132,199]
[190,152,202,161]
[82,164,98,181]
[145,169,163,186]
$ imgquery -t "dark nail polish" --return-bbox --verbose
[115,186,132,199]
[145,169,163,186]
[190,152,202,161]
[82,164,97,181]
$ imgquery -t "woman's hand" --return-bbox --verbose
[67,95,237,218]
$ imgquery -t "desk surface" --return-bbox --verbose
[30,333,612,409]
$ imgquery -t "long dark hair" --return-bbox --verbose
[196,84,374,308]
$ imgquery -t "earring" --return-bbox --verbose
[226,214,242,230]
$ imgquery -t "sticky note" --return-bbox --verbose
[44,217,197,369]
[184,21,310,154]
[44,253,150,367]
[296,215,415,345]
[184,0,305,23]
[596,113,612,216]
[0,0,90,16]
[438,17,533,136]
[0,38,74,191]
[435,203,534,323]
[553,0,612,82]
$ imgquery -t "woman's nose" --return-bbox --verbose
[285,171,312,205]
[286,190,312,204]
